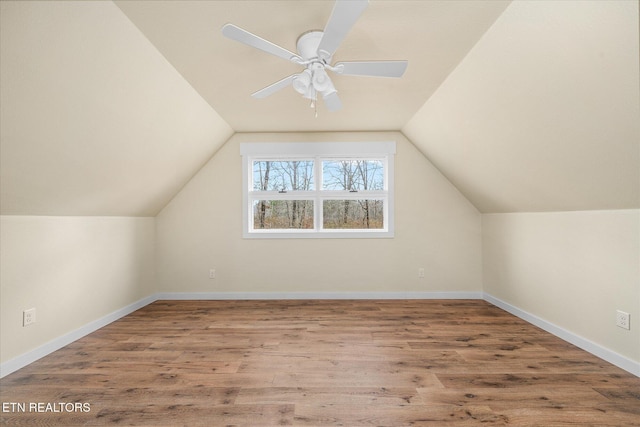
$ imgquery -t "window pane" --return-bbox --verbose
[322,160,384,191]
[253,160,314,191]
[253,200,314,229]
[323,200,384,229]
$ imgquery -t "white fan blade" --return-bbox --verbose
[334,60,408,78]
[251,74,297,99]
[222,23,302,63]
[317,0,369,60]
[323,92,343,112]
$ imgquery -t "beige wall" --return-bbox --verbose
[156,132,482,294]
[482,210,640,363]
[2,140,638,374]
[0,216,155,363]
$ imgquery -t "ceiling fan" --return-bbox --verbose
[221,0,408,113]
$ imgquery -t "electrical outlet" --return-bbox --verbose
[209,269,216,279]
[23,308,36,327]
[616,310,630,330]
[418,268,425,278]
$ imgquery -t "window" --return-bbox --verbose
[241,142,395,238]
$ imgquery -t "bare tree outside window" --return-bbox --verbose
[253,161,314,229]
[323,199,384,229]
[322,160,384,229]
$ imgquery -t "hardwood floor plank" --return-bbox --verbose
[417,386,611,409]
[1,299,638,426]
[89,404,295,427]
[497,407,640,427]
[272,371,444,388]
[437,372,640,389]
[293,403,509,426]
[57,386,241,406]
[235,386,423,406]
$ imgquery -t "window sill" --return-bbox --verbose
[243,230,394,239]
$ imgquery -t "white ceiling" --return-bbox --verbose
[114,0,510,132]
[1,0,638,216]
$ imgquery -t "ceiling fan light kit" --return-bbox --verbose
[292,69,312,95]
[221,0,408,113]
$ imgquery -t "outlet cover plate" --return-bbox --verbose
[23,308,36,327]
[616,310,630,330]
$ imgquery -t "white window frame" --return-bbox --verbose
[240,142,395,239]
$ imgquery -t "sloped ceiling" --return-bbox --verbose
[1,0,638,216]
[403,0,639,212]
[0,1,233,216]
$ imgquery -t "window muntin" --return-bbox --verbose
[241,142,395,238]
[250,158,386,232]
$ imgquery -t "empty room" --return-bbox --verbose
[1,0,639,425]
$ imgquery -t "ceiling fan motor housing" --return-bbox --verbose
[296,31,331,63]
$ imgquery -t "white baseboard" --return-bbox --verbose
[483,293,640,377]
[0,291,481,378]
[155,291,484,300]
[3,291,637,378]
[0,295,156,378]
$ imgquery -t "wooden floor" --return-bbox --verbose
[1,300,639,426]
